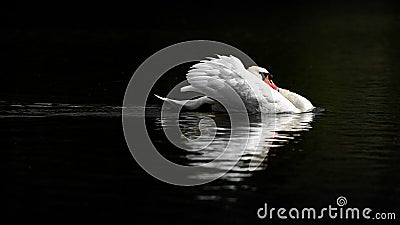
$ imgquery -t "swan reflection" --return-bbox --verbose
[159,112,314,182]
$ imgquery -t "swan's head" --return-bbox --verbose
[247,66,279,91]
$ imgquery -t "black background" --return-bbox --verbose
[3,1,400,224]
[3,0,397,104]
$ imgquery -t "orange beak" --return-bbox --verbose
[264,76,278,91]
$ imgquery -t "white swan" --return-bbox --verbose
[156,55,314,113]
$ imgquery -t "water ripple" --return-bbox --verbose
[0,102,122,118]
[157,112,316,182]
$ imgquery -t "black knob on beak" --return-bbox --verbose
[260,72,266,80]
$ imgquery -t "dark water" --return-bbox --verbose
[2,2,400,224]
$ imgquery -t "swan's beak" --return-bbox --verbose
[264,75,279,91]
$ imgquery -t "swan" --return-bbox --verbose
[156,55,314,113]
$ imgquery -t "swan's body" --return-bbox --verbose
[157,55,314,113]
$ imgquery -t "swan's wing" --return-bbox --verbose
[155,95,215,111]
[183,55,299,113]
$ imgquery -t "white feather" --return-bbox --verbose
[158,55,314,113]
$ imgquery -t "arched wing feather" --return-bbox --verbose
[183,55,299,113]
